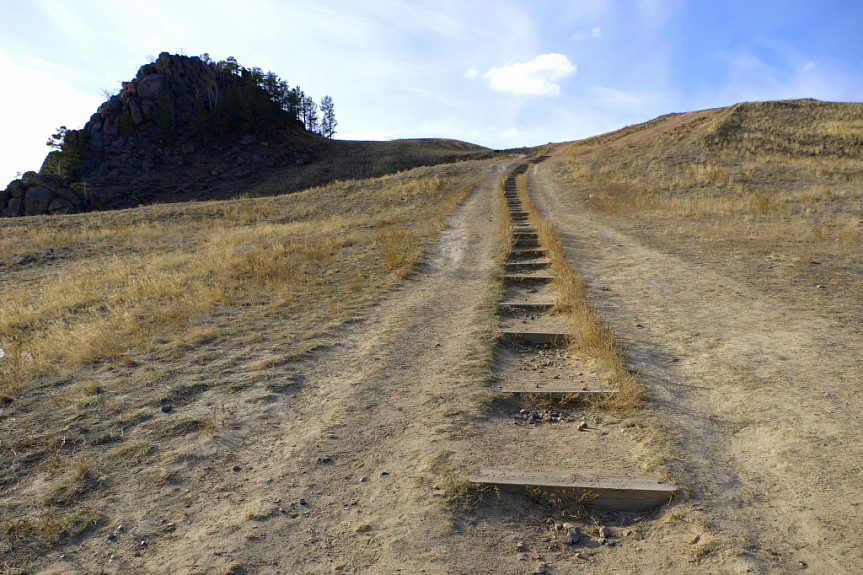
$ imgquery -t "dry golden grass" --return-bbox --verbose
[514,173,643,410]
[560,100,863,313]
[0,161,481,561]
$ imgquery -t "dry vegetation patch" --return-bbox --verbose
[0,161,480,565]
[560,99,863,319]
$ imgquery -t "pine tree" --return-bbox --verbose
[320,95,337,139]
[303,95,319,133]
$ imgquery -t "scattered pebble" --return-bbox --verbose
[107,532,116,541]
[380,472,389,476]
[232,465,241,472]
[577,421,588,431]
[299,498,307,506]
[117,524,124,533]
[598,526,611,538]
[360,476,369,482]
[161,403,172,413]
[319,457,333,464]
[568,527,580,544]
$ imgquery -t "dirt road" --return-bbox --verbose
[530,155,863,574]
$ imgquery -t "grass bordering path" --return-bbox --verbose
[515,172,643,411]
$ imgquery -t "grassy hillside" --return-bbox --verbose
[559,98,863,320]
[0,159,482,565]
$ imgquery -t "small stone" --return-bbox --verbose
[299,498,307,505]
[319,457,333,464]
[232,465,241,472]
[577,421,588,431]
[107,532,116,540]
[140,540,147,547]
[117,524,125,532]
[599,525,611,538]
[360,476,369,482]
[598,537,607,545]
[568,527,580,543]
[380,472,389,476]
[161,403,172,413]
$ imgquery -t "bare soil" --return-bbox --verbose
[12,139,860,573]
[530,153,863,573]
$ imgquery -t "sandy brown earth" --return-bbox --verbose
[530,153,863,574]
[24,146,861,574]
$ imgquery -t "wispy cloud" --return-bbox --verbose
[483,53,576,96]
[464,68,479,79]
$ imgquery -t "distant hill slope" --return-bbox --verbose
[565,98,862,175]
[0,53,492,217]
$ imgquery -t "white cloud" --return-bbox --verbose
[464,68,479,79]
[484,53,576,96]
[592,27,602,38]
[501,128,520,139]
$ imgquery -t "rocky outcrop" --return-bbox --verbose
[2,52,310,217]
[1,172,80,217]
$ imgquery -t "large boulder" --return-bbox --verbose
[0,189,9,209]
[2,197,23,217]
[7,179,26,198]
[48,197,75,214]
[137,74,165,99]
[24,186,54,214]
[55,187,82,206]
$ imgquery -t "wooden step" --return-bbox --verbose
[469,470,675,510]
[504,272,554,282]
[499,330,568,345]
[498,301,556,312]
[505,263,550,273]
[510,248,546,258]
[500,387,617,395]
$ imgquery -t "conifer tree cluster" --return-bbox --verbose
[201,53,337,138]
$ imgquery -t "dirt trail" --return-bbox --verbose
[530,155,863,573]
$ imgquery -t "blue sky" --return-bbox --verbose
[2,0,861,185]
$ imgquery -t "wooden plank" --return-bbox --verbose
[505,262,550,270]
[504,272,555,282]
[500,387,617,395]
[498,301,556,312]
[499,330,568,345]
[469,470,675,510]
[510,248,546,257]
[513,240,541,249]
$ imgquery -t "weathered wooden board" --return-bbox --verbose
[499,330,568,345]
[504,272,555,282]
[510,248,546,258]
[505,262,550,272]
[469,470,675,510]
[499,387,617,395]
[498,301,556,312]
